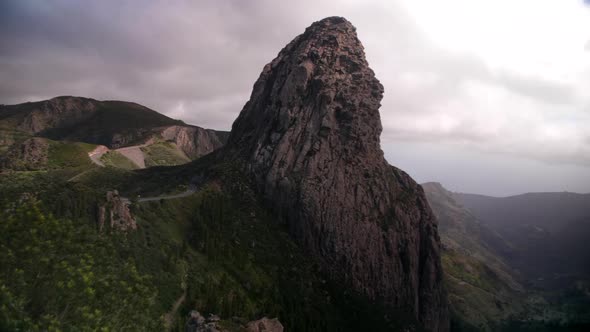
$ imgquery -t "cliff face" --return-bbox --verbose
[225,17,448,331]
[15,97,99,134]
[0,137,49,170]
[159,125,228,159]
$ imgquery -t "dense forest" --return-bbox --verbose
[0,164,412,331]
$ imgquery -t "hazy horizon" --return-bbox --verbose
[2,0,590,196]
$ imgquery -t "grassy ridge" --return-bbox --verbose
[141,142,191,167]
[1,138,96,171]
[100,150,139,170]
[46,140,95,169]
[442,250,525,332]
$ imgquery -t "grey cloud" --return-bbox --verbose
[0,0,588,172]
[494,72,576,105]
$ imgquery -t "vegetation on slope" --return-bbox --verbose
[141,142,191,167]
[44,99,183,146]
[0,159,410,331]
[443,251,525,332]
[46,140,95,169]
[0,126,30,154]
[100,150,139,170]
[0,138,95,171]
[0,201,160,331]
[424,183,590,332]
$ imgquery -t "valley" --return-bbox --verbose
[424,183,590,331]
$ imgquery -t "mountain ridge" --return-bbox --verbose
[0,96,229,170]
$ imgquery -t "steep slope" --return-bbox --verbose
[423,183,516,268]
[454,192,590,279]
[223,17,448,331]
[423,182,524,331]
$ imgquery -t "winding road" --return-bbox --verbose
[120,184,197,205]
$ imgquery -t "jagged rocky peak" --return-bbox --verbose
[225,17,449,331]
[228,16,384,157]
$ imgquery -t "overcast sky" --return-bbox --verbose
[1,0,590,195]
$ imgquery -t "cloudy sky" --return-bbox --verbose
[1,0,590,195]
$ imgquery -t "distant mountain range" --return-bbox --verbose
[424,182,590,331]
[455,191,590,283]
[0,96,228,170]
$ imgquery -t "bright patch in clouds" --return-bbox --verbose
[399,0,590,77]
[378,0,590,167]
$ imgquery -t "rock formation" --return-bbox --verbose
[224,17,448,331]
[185,310,221,332]
[245,317,284,332]
[97,190,137,231]
[17,96,99,134]
[185,311,284,332]
[0,137,49,170]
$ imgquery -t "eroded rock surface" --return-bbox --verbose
[185,311,222,332]
[225,17,448,331]
[97,190,137,231]
[0,137,49,170]
[17,96,99,134]
[245,317,284,332]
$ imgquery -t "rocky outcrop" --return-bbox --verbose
[17,96,99,134]
[245,317,284,332]
[185,311,222,332]
[0,137,49,170]
[97,190,136,231]
[185,311,283,332]
[224,17,448,331]
[160,125,228,159]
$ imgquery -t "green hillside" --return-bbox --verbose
[0,160,402,332]
[141,142,191,167]
[0,137,95,171]
[42,100,183,146]
[100,150,139,170]
[423,182,525,331]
